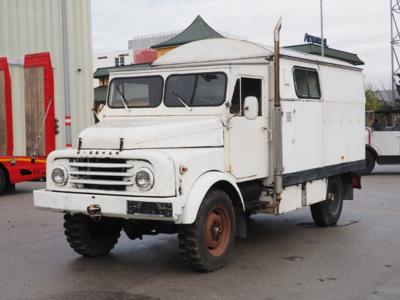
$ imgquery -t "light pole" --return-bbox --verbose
[320,0,325,56]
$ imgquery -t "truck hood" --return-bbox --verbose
[79,117,224,150]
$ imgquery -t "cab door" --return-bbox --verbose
[228,77,268,179]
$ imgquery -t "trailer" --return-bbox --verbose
[34,22,365,271]
[0,0,93,194]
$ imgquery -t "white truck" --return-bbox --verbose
[34,23,365,272]
[363,110,400,174]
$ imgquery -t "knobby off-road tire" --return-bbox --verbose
[178,189,236,272]
[0,168,6,195]
[64,214,123,257]
[311,177,344,227]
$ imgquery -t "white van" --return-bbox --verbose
[363,110,400,174]
[34,30,365,271]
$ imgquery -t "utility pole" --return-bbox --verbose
[61,0,72,148]
[391,0,400,104]
[320,0,325,57]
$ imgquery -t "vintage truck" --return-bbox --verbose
[34,23,365,271]
[363,109,400,174]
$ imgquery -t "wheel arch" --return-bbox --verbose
[0,162,10,186]
[179,171,247,238]
[366,144,378,160]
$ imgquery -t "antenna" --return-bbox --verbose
[391,0,400,105]
[320,0,325,57]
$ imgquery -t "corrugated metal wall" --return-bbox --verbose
[0,0,93,155]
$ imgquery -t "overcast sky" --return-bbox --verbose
[92,0,389,88]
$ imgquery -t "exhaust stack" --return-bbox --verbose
[272,17,284,212]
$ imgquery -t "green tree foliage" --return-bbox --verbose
[365,86,384,111]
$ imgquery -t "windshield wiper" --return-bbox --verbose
[171,90,192,112]
[116,85,130,111]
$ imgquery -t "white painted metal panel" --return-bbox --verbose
[0,0,93,155]
[306,179,327,206]
[279,185,302,214]
[372,131,400,156]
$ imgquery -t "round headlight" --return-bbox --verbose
[51,166,68,186]
[135,168,154,191]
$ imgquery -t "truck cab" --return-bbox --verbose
[34,38,365,271]
[363,110,400,174]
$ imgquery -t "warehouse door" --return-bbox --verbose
[24,53,55,157]
[0,58,13,156]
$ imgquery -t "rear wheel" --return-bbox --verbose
[311,177,344,227]
[178,189,236,272]
[64,214,123,257]
[0,168,6,195]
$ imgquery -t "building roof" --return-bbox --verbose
[374,90,399,104]
[93,63,151,79]
[151,15,224,49]
[153,38,358,68]
[284,43,365,66]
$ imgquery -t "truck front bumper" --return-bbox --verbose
[33,189,180,222]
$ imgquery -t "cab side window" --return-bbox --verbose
[293,67,321,99]
[230,77,262,116]
[242,78,262,116]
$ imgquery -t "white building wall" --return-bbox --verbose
[0,0,93,154]
[94,50,134,71]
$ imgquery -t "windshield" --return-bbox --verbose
[165,72,227,107]
[108,76,163,108]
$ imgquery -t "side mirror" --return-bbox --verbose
[243,96,259,120]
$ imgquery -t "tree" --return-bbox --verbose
[365,86,384,111]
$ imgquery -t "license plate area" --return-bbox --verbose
[127,200,173,217]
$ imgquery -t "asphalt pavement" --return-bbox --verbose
[0,165,399,300]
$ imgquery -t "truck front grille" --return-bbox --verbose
[68,158,134,191]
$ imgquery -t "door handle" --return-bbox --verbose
[263,127,273,142]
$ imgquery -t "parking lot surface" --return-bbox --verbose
[1,166,400,300]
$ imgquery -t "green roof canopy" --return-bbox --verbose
[284,43,365,66]
[151,15,224,49]
[93,63,151,79]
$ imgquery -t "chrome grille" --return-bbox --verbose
[68,158,134,191]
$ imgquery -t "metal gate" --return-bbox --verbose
[0,58,13,156]
[24,53,55,157]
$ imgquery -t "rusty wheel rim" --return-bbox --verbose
[204,205,231,257]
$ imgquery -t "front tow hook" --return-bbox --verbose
[87,204,102,221]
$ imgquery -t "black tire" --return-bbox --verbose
[0,168,6,195]
[311,177,344,227]
[178,189,236,272]
[64,214,123,257]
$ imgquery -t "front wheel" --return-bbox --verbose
[310,177,344,227]
[64,214,123,257]
[178,189,236,272]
